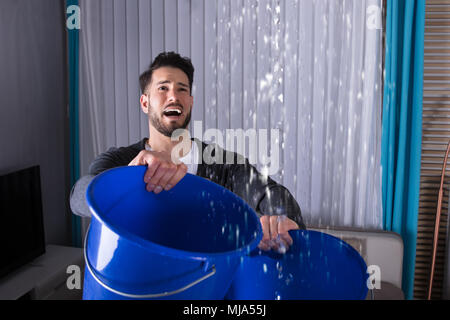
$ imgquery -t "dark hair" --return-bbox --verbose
[139,52,194,94]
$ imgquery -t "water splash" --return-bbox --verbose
[276,261,283,279]
[285,273,294,286]
[275,291,281,300]
[276,261,283,272]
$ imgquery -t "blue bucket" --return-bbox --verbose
[82,166,262,300]
[225,230,369,300]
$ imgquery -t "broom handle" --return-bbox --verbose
[427,140,450,300]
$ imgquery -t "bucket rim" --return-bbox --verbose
[86,166,263,260]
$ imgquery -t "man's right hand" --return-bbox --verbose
[258,215,298,254]
[128,150,188,194]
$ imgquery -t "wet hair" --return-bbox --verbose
[139,52,194,94]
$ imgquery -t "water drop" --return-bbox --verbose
[260,79,268,90]
[276,262,283,273]
[357,92,362,100]
[285,273,294,286]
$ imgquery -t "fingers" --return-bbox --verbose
[144,157,160,183]
[165,163,188,191]
[269,216,279,241]
[129,150,187,194]
[258,215,299,254]
[279,232,293,247]
[277,215,299,234]
[150,163,187,194]
[129,151,160,180]
[258,216,271,251]
[146,162,177,193]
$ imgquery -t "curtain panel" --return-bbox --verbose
[381,0,426,300]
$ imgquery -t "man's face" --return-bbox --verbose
[141,66,193,137]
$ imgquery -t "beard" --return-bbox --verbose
[149,105,192,138]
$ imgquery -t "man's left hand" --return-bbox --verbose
[258,215,299,253]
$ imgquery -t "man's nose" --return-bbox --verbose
[167,89,179,102]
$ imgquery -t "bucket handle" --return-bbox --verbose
[83,226,216,299]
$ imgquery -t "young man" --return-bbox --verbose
[71,52,305,253]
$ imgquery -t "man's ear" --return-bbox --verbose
[140,94,149,114]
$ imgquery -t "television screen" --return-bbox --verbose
[0,166,46,279]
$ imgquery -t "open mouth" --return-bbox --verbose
[163,108,183,119]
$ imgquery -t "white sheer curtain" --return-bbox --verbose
[79,0,383,230]
[294,0,383,229]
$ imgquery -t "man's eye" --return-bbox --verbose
[158,86,167,91]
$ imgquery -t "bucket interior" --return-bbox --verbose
[226,230,369,300]
[87,166,261,255]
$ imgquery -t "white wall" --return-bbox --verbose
[0,0,71,245]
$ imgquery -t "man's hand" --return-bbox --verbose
[258,215,299,253]
[129,150,188,194]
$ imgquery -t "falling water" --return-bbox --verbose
[206,0,383,300]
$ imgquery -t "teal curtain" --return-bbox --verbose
[381,0,426,300]
[66,0,81,248]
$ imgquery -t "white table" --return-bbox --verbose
[0,245,84,300]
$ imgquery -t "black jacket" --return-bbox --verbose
[88,138,306,229]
